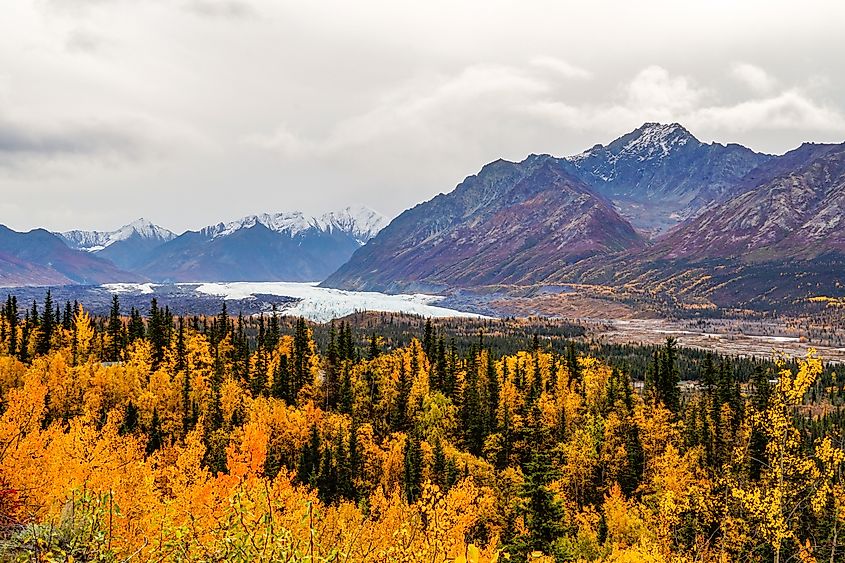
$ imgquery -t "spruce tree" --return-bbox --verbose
[271,354,290,403]
[146,408,163,455]
[402,431,423,504]
[35,290,54,356]
[515,404,564,557]
[120,401,139,435]
[107,294,123,362]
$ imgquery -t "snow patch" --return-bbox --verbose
[103,282,156,295]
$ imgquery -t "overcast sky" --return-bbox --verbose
[2,0,844,232]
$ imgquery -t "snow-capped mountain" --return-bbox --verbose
[137,206,387,283]
[58,219,177,271]
[564,122,771,235]
[60,218,176,252]
[202,205,388,245]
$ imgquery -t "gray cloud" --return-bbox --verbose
[183,0,256,18]
[2,0,844,233]
[0,116,141,159]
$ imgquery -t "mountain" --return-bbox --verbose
[322,156,645,292]
[658,142,845,261]
[552,142,845,311]
[0,226,143,287]
[138,205,387,282]
[59,218,176,270]
[564,122,772,235]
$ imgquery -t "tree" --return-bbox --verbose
[515,405,564,557]
[403,431,423,504]
[106,294,123,362]
[35,290,54,357]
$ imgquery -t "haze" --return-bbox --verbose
[1,0,844,232]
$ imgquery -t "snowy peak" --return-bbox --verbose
[320,205,389,244]
[60,218,176,252]
[570,122,699,165]
[204,206,387,243]
[617,122,697,160]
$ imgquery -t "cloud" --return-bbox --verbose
[689,90,845,132]
[530,56,592,80]
[731,62,777,94]
[65,28,105,53]
[0,117,141,159]
[183,0,256,19]
[249,62,845,168]
[244,63,550,158]
[624,65,706,115]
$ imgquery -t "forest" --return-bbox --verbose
[1,291,844,562]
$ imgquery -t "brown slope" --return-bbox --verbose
[322,157,645,292]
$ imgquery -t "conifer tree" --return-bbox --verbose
[120,401,139,435]
[35,290,54,356]
[393,358,411,431]
[516,404,564,557]
[107,294,123,362]
[368,333,379,360]
[403,431,423,504]
[272,354,290,403]
[146,407,163,455]
[209,351,224,432]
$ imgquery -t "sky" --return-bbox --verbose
[1,0,844,233]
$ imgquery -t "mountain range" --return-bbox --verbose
[3,122,844,315]
[324,124,845,312]
[0,206,387,286]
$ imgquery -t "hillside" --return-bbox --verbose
[323,157,644,292]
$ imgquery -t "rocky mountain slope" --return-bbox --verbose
[322,157,645,292]
[564,122,771,234]
[658,142,845,260]
[552,142,845,311]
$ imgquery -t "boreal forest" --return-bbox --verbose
[1,291,845,562]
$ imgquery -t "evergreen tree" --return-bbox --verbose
[209,351,224,431]
[35,290,54,356]
[293,317,311,396]
[402,431,423,504]
[661,337,680,412]
[422,319,434,360]
[5,296,17,357]
[146,408,163,455]
[514,404,564,557]
[128,308,145,342]
[107,294,123,362]
[120,401,139,435]
[271,354,290,403]
[297,425,321,489]
[486,351,500,435]
[368,333,379,360]
[393,357,411,431]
